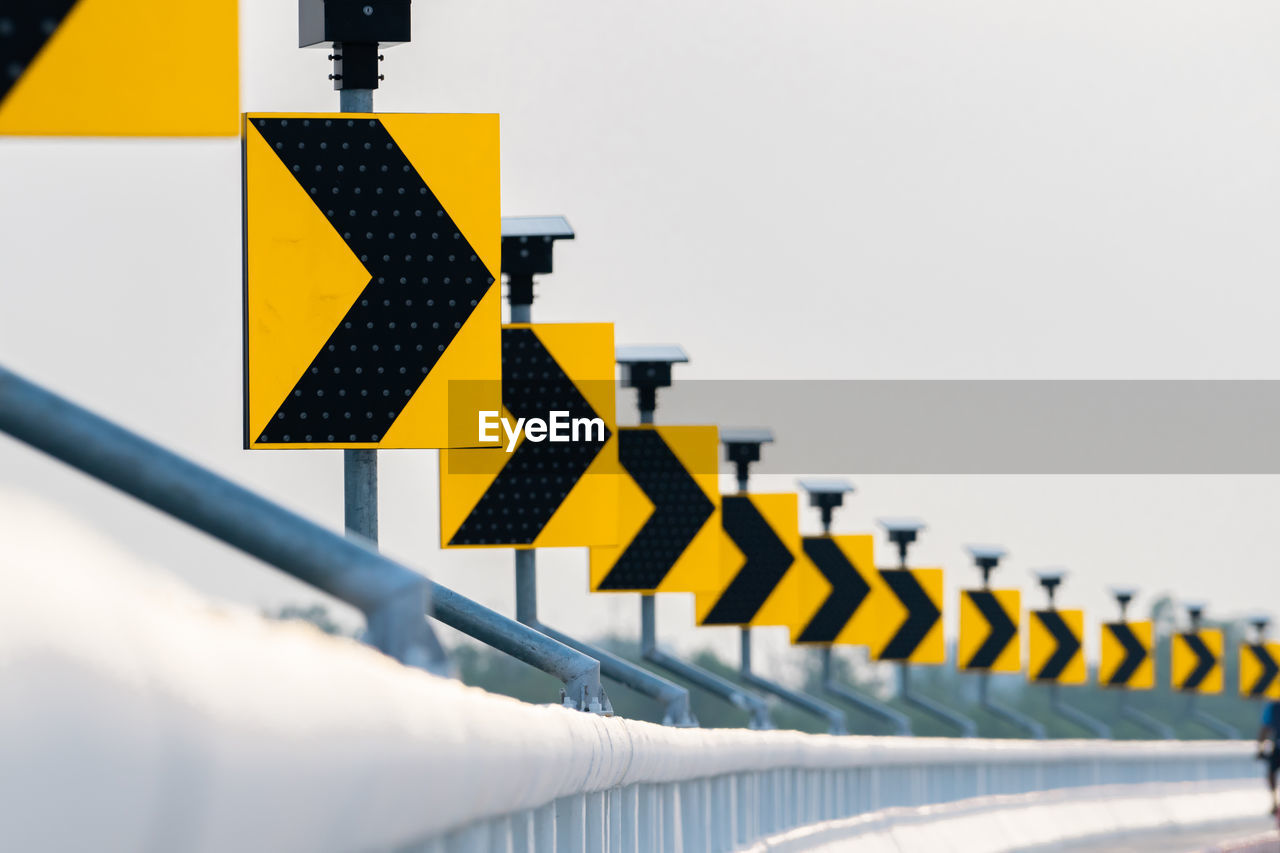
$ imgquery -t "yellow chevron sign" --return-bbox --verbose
[589,425,721,594]
[1099,621,1155,690]
[958,589,1020,673]
[1239,642,1280,699]
[1171,630,1223,694]
[869,567,945,665]
[243,113,501,450]
[0,0,239,136]
[792,534,888,647]
[697,493,828,632]
[439,322,619,549]
[1027,609,1086,684]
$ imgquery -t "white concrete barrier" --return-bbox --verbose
[0,497,1259,852]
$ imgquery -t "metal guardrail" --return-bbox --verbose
[434,739,1255,853]
[0,513,1258,853]
[0,364,607,710]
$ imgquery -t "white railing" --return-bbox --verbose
[0,498,1258,853]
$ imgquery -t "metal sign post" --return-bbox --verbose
[1031,570,1110,738]
[614,347,770,728]
[238,6,615,711]
[1177,603,1239,738]
[960,546,1045,739]
[329,5,385,543]
[470,220,699,725]
[797,479,911,735]
[879,520,977,737]
[715,431,848,734]
[1105,589,1173,739]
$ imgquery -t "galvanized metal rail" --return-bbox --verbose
[0,363,607,710]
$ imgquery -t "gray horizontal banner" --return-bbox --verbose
[620,380,1280,474]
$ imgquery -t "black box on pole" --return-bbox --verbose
[299,0,412,48]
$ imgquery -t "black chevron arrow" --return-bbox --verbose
[878,569,941,660]
[0,1,79,105]
[796,537,871,643]
[249,117,493,445]
[1033,611,1080,681]
[596,429,714,591]
[1179,632,1217,691]
[448,327,610,545]
[1246,644,1280,697]
[965,591,1016,669]
[702,496,794,625]
[1104,622,1147,686]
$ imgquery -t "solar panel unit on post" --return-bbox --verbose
[866,518,945,665]
[589,424,721,594]
[790,486,884,647]
[1099,620,1155,689]
[590,345,721,594]
[242,113,502,450]
[0,0,239,135]
[438,322,620,549]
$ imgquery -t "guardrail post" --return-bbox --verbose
[607,788,624,853]
[661,784,681,853]
[556,796,585,853]
[585,792,605,853]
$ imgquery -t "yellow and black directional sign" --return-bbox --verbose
[1099,621,1155,689]
[589,426,721,594]
[958,589,1020,673]
[792,534,885,646]
[439,322,618,549]
[869,567,945,664]
[1028,609,1086,684]
[243,113,501,449]
[696,493,828,633]
[1240,642,1280,699]
[0,0,239,136]
[1172,629,1224,694]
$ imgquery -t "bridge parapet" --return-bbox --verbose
[0,525,1255,853]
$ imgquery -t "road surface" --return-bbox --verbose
[1058,818,1277,852]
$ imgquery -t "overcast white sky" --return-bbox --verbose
[3,0,1280,677]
